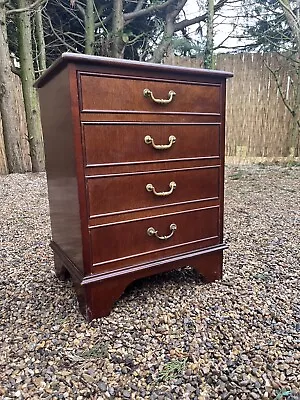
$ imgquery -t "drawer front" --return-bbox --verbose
[83,124,220,166]
[87,167,220,218]
[90,206,219,268]
[79,74,221,115]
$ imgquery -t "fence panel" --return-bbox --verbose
[165,53,297,162]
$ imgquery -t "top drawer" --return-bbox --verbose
[78,73,221,115]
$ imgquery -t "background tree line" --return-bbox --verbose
[0,0,299,173]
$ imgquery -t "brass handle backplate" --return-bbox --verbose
[143,88,176,105]
[144,135,176,150]
[146,181,176,197]
[147,223,177,240]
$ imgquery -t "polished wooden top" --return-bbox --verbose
[35,53,234,88]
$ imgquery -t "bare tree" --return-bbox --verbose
[17,0,44,171]
[241,0,300,155]
[0,0,46,173]
[204,0,214,68]
[0,0,29,172]
[277,0,300,154]
[35,5,46,71]
[43,0,230,62]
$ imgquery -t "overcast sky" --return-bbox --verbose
[183,0,245,50]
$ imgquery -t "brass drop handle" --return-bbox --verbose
[143,88,176,105]
[144,135,176,150]
[146,181,176,197]
[147,223,177,241]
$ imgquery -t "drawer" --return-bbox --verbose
[83,123,220,166]
[87,167,220,218]
[79,74,221,115]
[90,206,219,268]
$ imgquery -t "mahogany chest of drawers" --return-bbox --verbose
[36,54,233,320]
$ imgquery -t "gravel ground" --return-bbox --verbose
[0,165,299,400]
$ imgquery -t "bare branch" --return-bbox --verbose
[277,0,299,25]
[174,0,228,31]
[124,0,178,22]
[51,0,84,26]
[133,0,145,14]
[76,3,85,18]
[7,0,47,15]
[45,13,81,53]
[214,25,237,50]
[170,0,187,19]
[264,61,295,117]
[11,64,21,76]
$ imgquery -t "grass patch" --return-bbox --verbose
[228,170,244,180]
[80,342,108,359]
[158,358,187,381]
[257,160,300,167]
[253,272,270,281]
[274,389,300,400]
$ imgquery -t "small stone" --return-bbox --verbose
[185,383,195,392]
[82,373,94,383]
[220,392,230,400]
[123,390,131,398]
[240,380,249,386]
[279,373,286,382]
[220,375,228,382]
[98,382,107,392]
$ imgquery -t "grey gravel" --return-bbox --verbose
[0,165,299,400]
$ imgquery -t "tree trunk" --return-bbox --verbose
[85,0,95,54]
[291,60,300,156]
[111,0,124,58]
[0,114,8,174]
[18,0,45,172]
[150,0,187,63]
[150,16,175,63]
[35,6,46,73]
[0,3,29,173]
[277,0,300,154]
[278,0,300,54]
[204,0,214,69]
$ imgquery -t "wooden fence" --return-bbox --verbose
[165,53,298,163]
[0,53,298,174]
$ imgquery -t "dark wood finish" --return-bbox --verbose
[36,53,232,320]
[85,157,220,176]
[82,249,224,320]
[38,67,84,271]
[90,206,219,268]
[35,53,233,89]
[82,123,220,166]
[80,112,221,123]
[79,73,221,114]
[87,166,220,217]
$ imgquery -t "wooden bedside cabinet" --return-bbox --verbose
[35,54,233,320]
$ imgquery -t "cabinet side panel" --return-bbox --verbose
[219,80,227,244]
[38,67,83,271]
